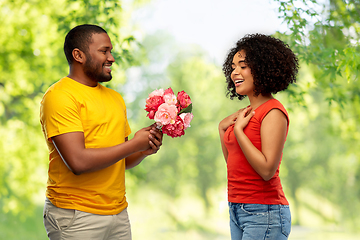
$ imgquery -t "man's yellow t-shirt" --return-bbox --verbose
[40,77,131,215]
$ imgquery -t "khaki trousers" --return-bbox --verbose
[43,198,132,240]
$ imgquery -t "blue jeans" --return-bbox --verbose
[228,202,291,240]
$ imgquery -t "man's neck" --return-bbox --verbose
[67,72,98,87]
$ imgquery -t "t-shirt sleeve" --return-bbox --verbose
[119,95,131,138]
[124,111,131,138]
[40,89,84,140]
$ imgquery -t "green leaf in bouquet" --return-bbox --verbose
[179,103,192,114]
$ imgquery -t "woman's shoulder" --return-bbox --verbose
[256,99,288,121]
[258,99,286,111]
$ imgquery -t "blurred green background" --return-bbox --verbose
[1,0,360,239]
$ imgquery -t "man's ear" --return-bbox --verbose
[72,48,86,64]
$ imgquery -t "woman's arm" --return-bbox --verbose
[233,107,287,181]
[219,127,229,162]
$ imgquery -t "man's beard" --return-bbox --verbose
[83,55,112,83]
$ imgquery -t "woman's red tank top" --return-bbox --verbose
[224,99,289,205]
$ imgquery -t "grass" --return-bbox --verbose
[1,187,359,240]
[0,206,48,240]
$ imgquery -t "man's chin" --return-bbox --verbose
[98,79,111,83]
[98,74,112,83]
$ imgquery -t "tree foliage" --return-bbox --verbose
[0,0,144,216]
[123,31,237,213]
[1,0,360,237]
[125,0,360,232]
[274,0,360,229]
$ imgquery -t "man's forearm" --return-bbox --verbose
[52,132,150,175]
[125,152,147,170]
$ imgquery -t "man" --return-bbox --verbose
[40,24,163,240]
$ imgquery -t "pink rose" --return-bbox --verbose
[179,113,193,129]
[154,103,178,126]
[163,87,177,105]
[162,116,185,138]
[149,89,164,98]
[177,91,192,110]
[147,110,156,120]
[145,95,165,113]
[164,87,174,95]
[163,93,177,105]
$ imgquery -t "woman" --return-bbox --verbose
[219,33,298,240]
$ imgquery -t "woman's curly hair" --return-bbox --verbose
[222,33,299,100]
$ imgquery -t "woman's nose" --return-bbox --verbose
[233,66,240,74]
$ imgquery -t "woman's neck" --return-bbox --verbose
[248,94,274,110]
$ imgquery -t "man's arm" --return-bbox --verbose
[125,127,163,169]
[52,125,161,175]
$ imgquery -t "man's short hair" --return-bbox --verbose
[64,24,107,65]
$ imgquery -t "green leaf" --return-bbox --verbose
[179,103,192,114]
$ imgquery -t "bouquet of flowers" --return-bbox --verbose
[145,88,193,138]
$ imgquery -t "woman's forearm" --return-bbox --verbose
[219,127,229,162]
[233,128,274,181]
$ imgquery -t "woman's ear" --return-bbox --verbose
[72,48,85,64]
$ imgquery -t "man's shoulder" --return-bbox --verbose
[45,77,70,92]
[42,78,83,106]
[99,84,119,94]
[99,85,125,101]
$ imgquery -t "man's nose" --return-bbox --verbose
[108,53,115,62]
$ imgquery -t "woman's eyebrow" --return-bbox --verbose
[232,60,245,65]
